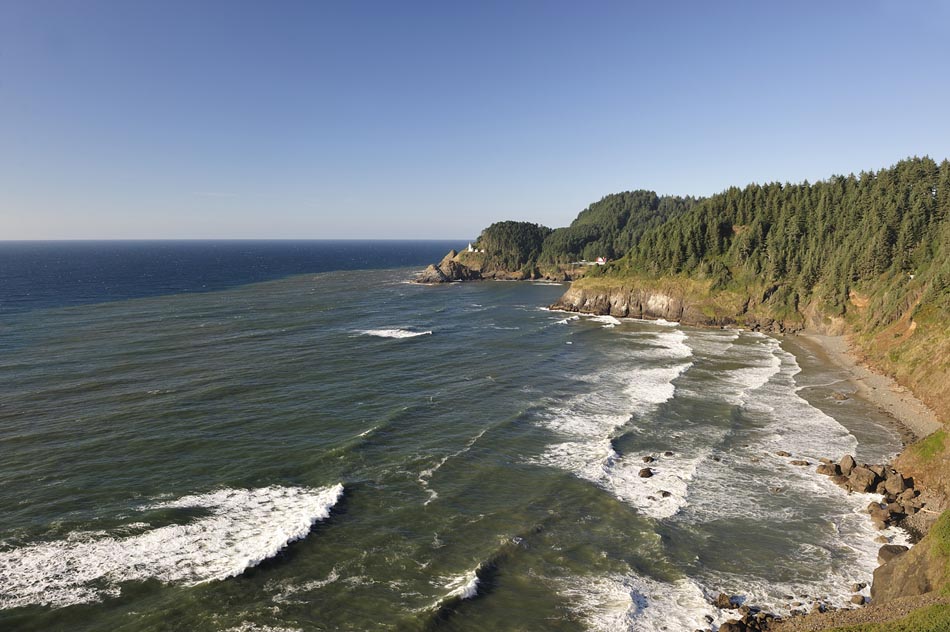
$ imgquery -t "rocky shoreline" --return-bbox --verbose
[413,261,946,630]
[705,453,928,631]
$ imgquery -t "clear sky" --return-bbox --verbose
[1,1,949,240]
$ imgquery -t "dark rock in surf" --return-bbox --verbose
[847,466,879,493]
[642,456,655,463]
[839,454,857,476]
[790,460,810,466]
[714,592,737,609]
[638,468,654,478]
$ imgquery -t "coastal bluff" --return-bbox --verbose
[549,278,816,334]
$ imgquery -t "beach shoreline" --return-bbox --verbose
[793,332,942,444]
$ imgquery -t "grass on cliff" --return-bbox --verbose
[826,603,950,632]
[912,430,947,462]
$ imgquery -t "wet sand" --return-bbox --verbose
[795,333,942,442]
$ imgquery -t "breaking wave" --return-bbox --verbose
[360,328,432,339]
[0,484,344,609]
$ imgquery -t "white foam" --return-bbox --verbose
[534,329,695,518]
[670,334,903,615]
[226,623,304,632]
[360,329,432,339]
[555,315,581,325]
[586,314,622,328]
[267,567,340,604]
[559,573,725,632]
[0,484,344,609]
[442,568,480,601]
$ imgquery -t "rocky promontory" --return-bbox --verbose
[416,250,483,283]
[415,249,575,284]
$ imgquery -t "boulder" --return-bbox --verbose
[878,544,909,564]
[660,490,672,498]
[416,263,448,283]
[870,464,886,478]
[664,451,674,456]
[790,460,810,466]
[832,391,849,401]
[638,468,654,478]
[718,621,746,632]
[776,450,792,457]
[848,466,879,493]
[642,456,655,463]
[850,595,866,605]
[851,582,867,592]
[816,463,840,476]
[884,471,907,495]
[898,489,918,502]
[840,454,857,476]
[714,592,737,609]
[868,503,890,523]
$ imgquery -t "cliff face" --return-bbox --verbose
[550,281,802,334]
[873,512,950,604]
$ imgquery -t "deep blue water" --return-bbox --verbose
[0,240,463,313]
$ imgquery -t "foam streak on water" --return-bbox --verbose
[0,484,344,609]
[534,329,694,518]
[359,328,432,339]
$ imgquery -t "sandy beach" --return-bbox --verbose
[796,332,942,443]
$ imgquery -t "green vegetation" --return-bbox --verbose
[913,430,947,462]
[467,156,950,630]
[538,191,696,264]
[471,157,949,415]
[826,603,950,632]
[613,157,950,325]
[471,221,552,272]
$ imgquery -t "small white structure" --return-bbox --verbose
[595,257,607,265]
[467,243,475,252]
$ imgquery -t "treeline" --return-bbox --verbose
[613,156,950,325]
[472,191,697,271]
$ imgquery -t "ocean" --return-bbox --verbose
[0,241,908,631]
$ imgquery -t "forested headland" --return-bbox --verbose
[437,156,950,629]
[452,158,948,420]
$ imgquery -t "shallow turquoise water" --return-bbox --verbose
[0,268,906,631]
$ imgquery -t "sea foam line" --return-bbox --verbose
[418,428,488,505]
[360,328,432,339]
[0,484,344,609]
[534,329,694,519]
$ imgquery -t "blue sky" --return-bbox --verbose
[1,1,948,239]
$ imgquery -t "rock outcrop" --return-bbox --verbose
[872,535,947,603]
[549,283,801,333]
[415,250,482,283]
